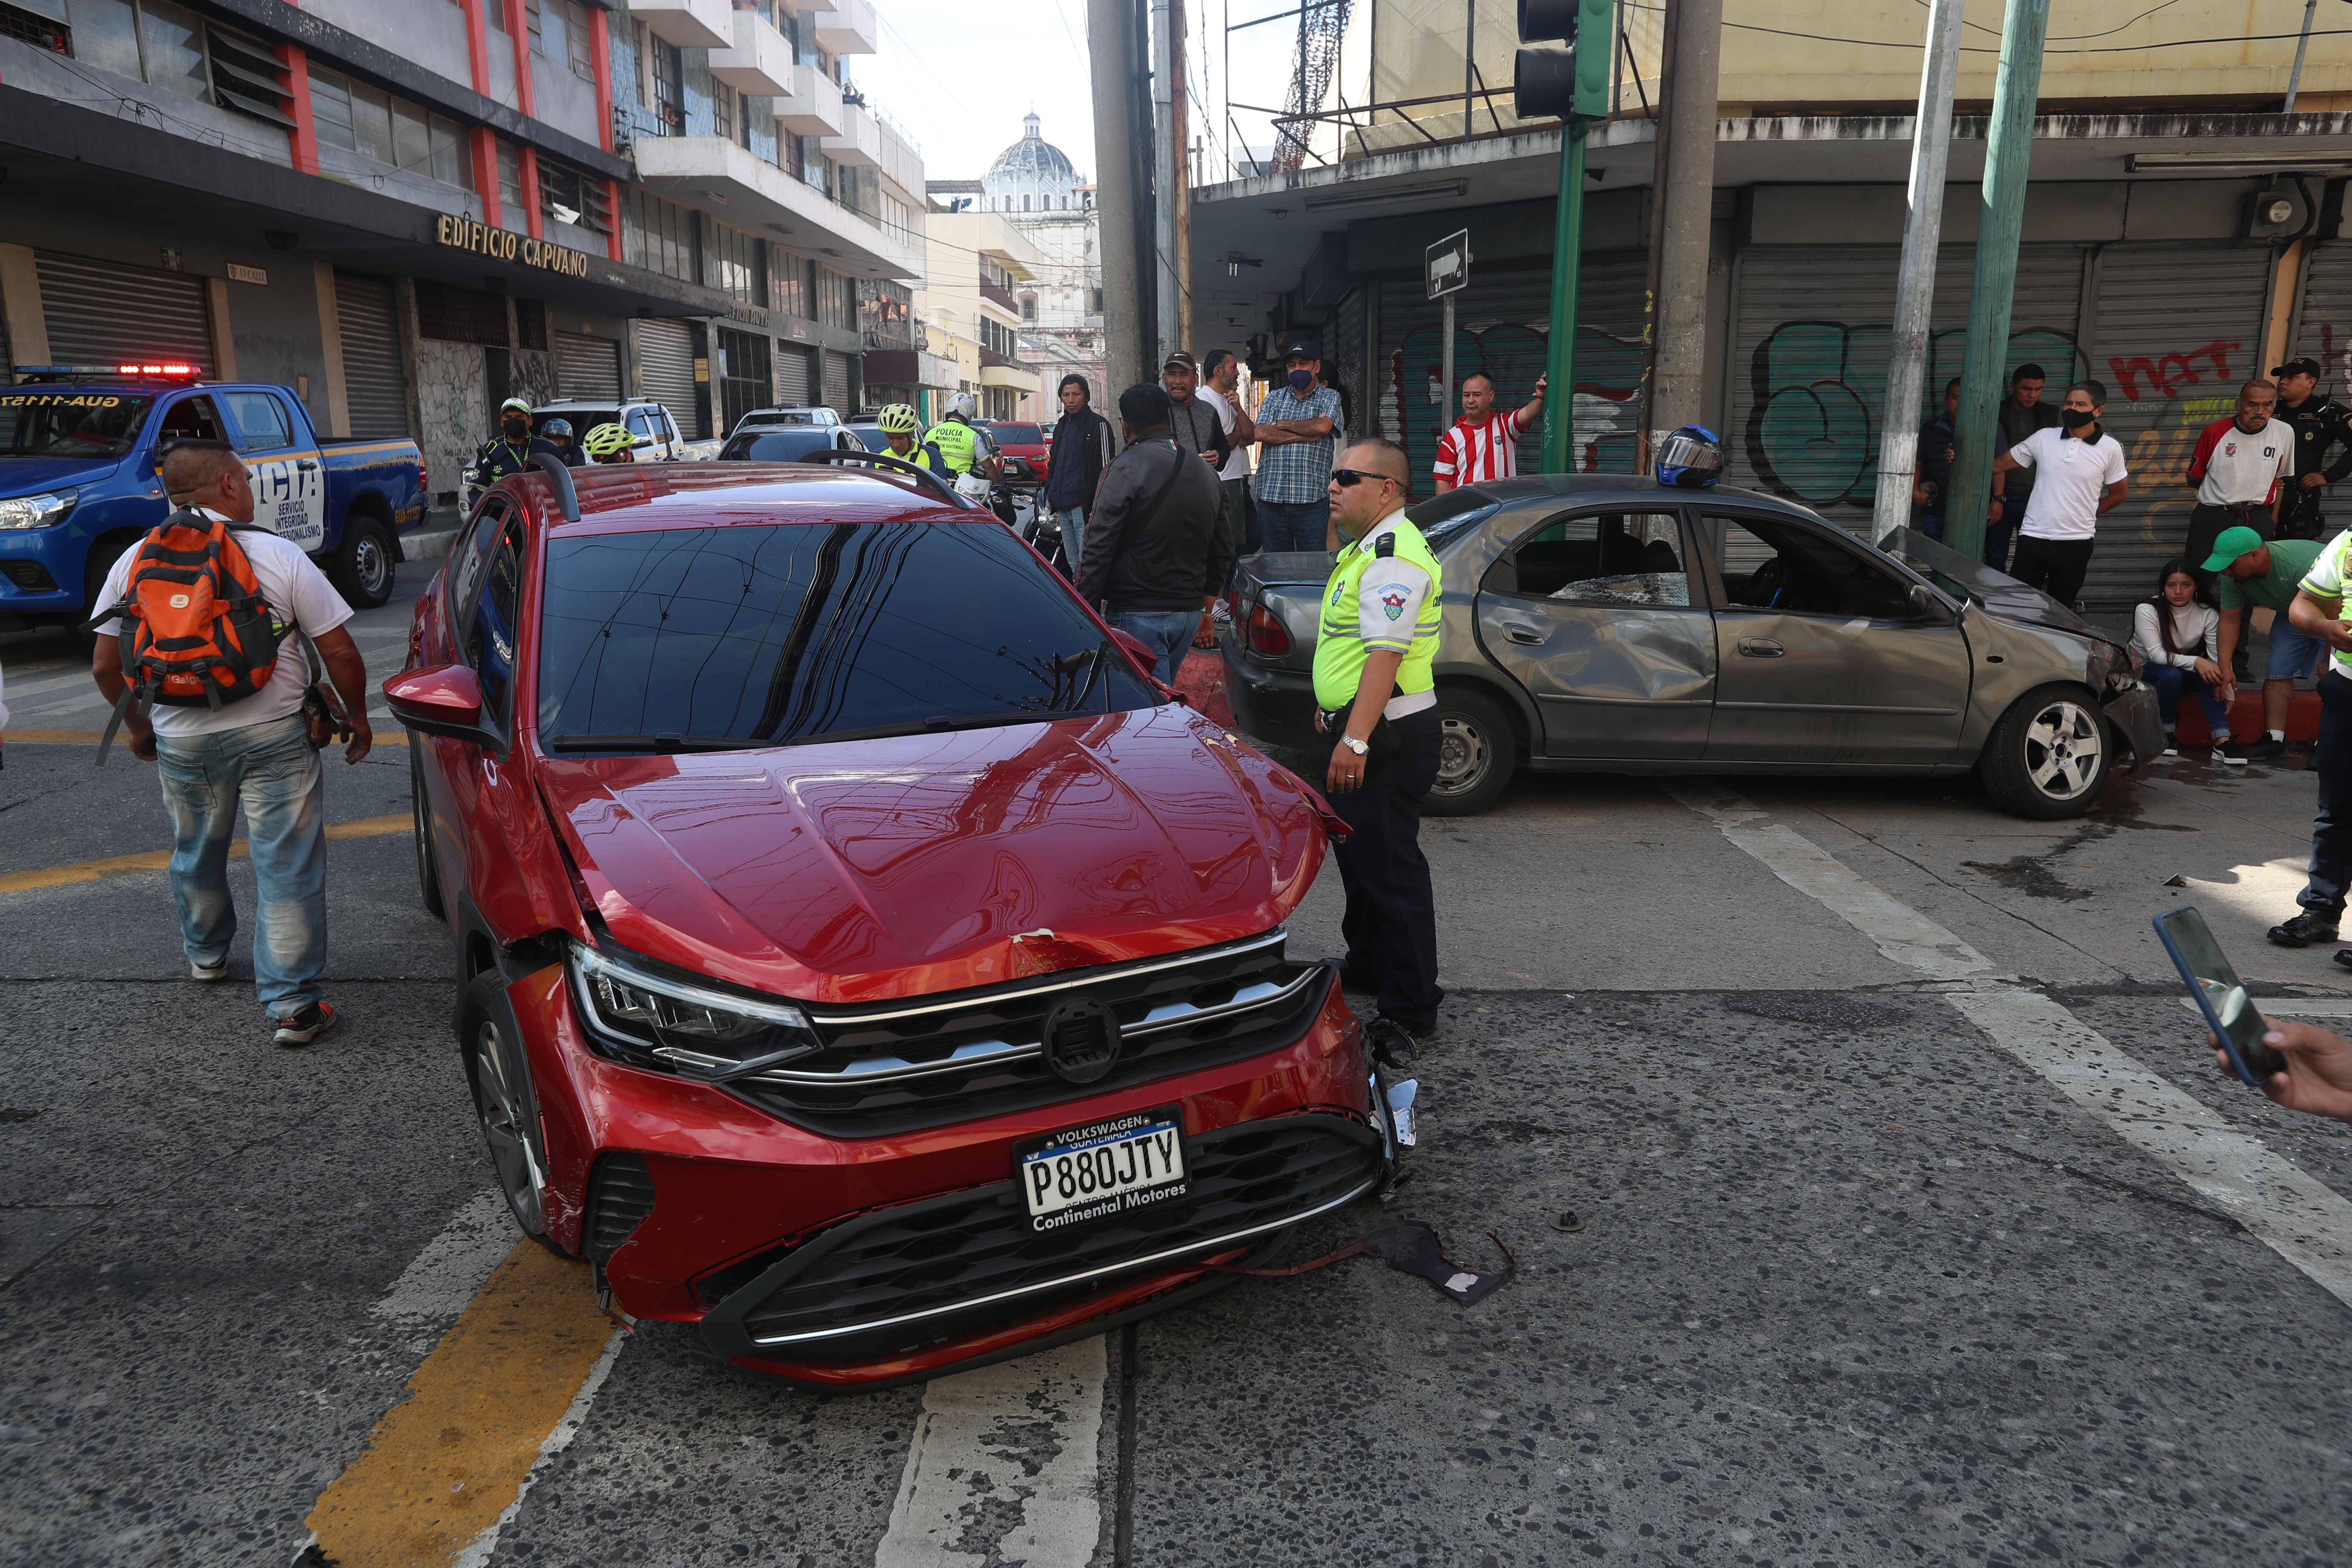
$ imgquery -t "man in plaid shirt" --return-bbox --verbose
[1433,371,1547,493]
[1253,336,1347,551]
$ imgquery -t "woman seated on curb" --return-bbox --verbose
[2131,557,2244,763]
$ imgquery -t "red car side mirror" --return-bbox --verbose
[383,664,498,748]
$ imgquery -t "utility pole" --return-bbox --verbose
[1089,0,1146,398]
[1869,0,1967,544]
[1648,0,1719,441]
[1173,0,1192,354]
[1942,0,2050,560]
[2286,0,2319,112]
[1635,0,1676,466]
[1518,0,1613,473]
[1150,0,1179,368]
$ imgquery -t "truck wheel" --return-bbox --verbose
[410,748,445,919]
[331,516,396,609]
[1423,687,1518,818]
[1977,683,2111,820]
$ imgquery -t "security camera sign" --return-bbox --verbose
[1426,230,1469,299]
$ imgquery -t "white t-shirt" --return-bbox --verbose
[94,510,355,738]
[1197,384,1252,479]
[2007,427,2128,542]
[2191,417,2293,508]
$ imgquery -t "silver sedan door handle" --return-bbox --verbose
[1738,637,1785,658]
[1503,624,1545,646]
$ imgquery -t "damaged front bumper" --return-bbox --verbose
[2104,682,2164,778]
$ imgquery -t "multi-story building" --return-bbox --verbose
[913,209,1042,422]
[0,0,923,508]
[963,113,1104,404]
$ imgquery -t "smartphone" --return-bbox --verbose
[2153,904,2288,1085]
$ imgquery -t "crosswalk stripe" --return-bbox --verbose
[0,813,410,895]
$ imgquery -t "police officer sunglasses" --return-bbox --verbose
[1329,469,1393,488]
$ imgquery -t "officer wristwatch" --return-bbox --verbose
[1340,735,1369,756]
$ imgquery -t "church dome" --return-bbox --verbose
[983,113,1082,211]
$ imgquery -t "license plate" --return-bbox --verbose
[1016,1106,1188,1233]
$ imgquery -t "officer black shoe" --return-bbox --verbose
[2268,911,2340,947]
[2334,949,2352,974]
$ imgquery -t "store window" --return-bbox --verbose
[539,158,612,234]
[496,138,523,219]
[312,64,472,188]
[620,187,697,282]
[527,0,592,80]
[649,34,684,131]
[35,0,293,139]
[770,248,812,320]
[817,267,853,331]
[704,221,760,306]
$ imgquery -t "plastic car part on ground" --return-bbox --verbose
[1205,1219,1514,1305]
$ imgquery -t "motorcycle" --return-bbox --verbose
[1011,490,1067,577]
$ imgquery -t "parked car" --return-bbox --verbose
[385,459,1380,1390]
[1220,476,2163,821]
[1,364,427,615]
[842,421,886,453]
[732,406,840,435]
[980,420,1049,487]
[716,426,868,462]
[533,399,689,462]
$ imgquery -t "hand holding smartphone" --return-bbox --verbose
[2153,905,2289,1085]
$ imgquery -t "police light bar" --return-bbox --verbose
[116,361,202,381]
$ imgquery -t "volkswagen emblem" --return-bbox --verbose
[1038,996,1121,1085]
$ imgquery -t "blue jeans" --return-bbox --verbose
[1055,506,1087,578]
[1917,512,1945,542]
[2268,613,2325,682]
[155,713,328,1018]
[1256,497,1330,554]
[1110,609,1200,686]
[2142,661,2229,735]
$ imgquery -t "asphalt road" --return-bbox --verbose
[8,574,2352,1567]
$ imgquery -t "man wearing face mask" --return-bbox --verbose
[1990,379,2128,612]
[1253,337,1347,553]
[464,398,542,506]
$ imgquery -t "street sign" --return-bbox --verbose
[1426,231,1469,300]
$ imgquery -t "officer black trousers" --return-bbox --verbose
[2300,671,2352,917]
[1329,707,1444,1033]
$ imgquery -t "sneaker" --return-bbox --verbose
[2161,730,2178,756]
[2268,912,2340,948]
[190,956,228,982]
[2214,748,2248,767]
[271,1001,338,1048]
[2230,737,2288,764]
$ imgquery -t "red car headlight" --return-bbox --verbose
[569,943,823,1082]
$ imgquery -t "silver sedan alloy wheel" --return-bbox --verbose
[1432,711,1491,799]
[472,1021,547,1234]
[2022,695,2105,802]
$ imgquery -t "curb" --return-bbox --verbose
[402,530,458,563]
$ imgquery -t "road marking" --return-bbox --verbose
[875,1335,1107,1568]
[304,1239,618,1567]
[2,728,408,745]
[2179,995,2352,1018]
[1672,783,2352,1311]
[370,1192,522,1352]
[0,813,410,896]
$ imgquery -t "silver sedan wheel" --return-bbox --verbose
[1432,712,1491,799]
[472,1022,546,1234]
[2023,696,2105,802]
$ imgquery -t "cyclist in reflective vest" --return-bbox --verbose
[924,391,1001,499]
[1311,437,1445,1068]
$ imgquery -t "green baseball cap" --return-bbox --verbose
[2201,524,2266,572]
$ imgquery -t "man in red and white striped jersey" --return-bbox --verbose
[1432,371,1547,494]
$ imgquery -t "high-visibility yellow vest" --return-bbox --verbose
[1312,517,1442,709]
[925,418,980,474]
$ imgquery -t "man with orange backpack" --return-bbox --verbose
[88,439,373,1047]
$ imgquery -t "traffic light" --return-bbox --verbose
[1515,0,1614,122]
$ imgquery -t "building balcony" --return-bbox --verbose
[979,279,1017,312]
[980,360,1040,392]
[709,12,793,97]
[863,348,962,389]
[632,0,731,51]
[630,136,917,279]
[806,0,878,55]
[775,61,845,137]
[876,116,924,197]
[824,103,883,167]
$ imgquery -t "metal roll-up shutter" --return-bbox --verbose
[636,318,699,435]
[775,344,813,406]
[1726,243,2085,529]
[822,348,852,415]
[1376,253,1649,481]
[556,331,623,401]
[37,251,213,373]
[334,272,409,440]
[2081,242,2276,607]
[2297,242,2352,394]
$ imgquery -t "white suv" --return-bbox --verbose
[533,400,688,462]
[730,406,841,435]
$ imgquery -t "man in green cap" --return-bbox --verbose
[2208,524,2327,768]
[2274,527,2352,953]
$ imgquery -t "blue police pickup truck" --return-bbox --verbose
[0,364,428,627]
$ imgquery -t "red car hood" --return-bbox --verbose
[536,704,1327,1004]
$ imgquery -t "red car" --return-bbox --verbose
[386,459,1384,1389]
[980,420,1050,486]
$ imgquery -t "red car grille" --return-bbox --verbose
[697,1113,1382,1363]
[729,932,1324,1138]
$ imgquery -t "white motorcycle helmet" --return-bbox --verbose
[946,391,979,421]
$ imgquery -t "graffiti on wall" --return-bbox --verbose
[1743,321,2081,511]
[1384,320,1646,482]
[2105,338,2237,402]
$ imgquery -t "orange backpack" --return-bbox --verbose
[93,509,289,760]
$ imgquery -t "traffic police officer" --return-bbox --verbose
[2275,357,2352,541]
[463,397,541,502]
[1314,436,1444,1062]
[876,404,946,472]
[924,391,1001,500]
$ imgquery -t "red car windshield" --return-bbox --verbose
[986,424,1045,445]
[536,521,1160,748]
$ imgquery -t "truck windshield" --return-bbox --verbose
[536,519,1160,748]
[0,392,156,459]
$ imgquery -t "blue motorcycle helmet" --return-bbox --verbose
[1657,424,1724,488]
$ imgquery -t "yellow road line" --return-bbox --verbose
[306,1243,617,1567]
[2,728,409,745]
[0,813,410,896]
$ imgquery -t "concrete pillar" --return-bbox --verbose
[0,245,49,367]
[314,261,352,439]
[1649,0,1720,436]
[205,277,239,380]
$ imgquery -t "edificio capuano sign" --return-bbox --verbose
[434,214,591,278]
